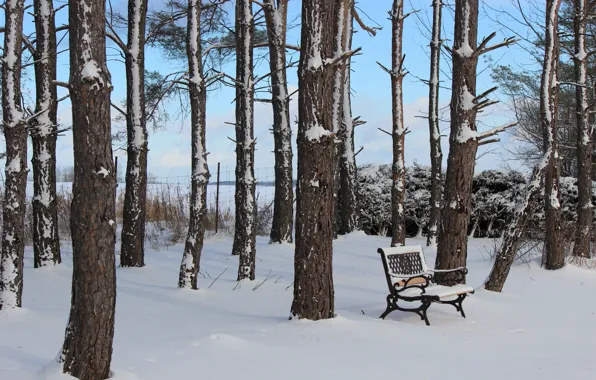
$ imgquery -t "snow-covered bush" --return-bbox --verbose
[357,164,392,236]
[357,163,434,237]
[356,165,596,240]
[404,163,432,236]
[470,170,525,237]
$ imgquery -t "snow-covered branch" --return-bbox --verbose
[477,122,517,141]
[325,47,362,68]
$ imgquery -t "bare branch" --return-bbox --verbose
[378,127,392,136]
[352,7,380,36]
[475,35,517,57]
[106,31,128,53]
[53,81,70,89]
[111,102,127,118]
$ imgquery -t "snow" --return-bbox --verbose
[80,60,101,81]
[399,284,474,299]
[455,1,474,57]
[96,167,110,178]
[305,123,332,141]
[6,155,21,173]
[0,233,593,380]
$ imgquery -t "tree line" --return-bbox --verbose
[0,0,592,379]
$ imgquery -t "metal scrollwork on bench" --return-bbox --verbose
[387,252,426,276]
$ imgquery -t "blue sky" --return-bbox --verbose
[7,0,538,182]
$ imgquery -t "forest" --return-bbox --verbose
[0,0,595,380]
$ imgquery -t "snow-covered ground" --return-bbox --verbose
[1,233,595,379]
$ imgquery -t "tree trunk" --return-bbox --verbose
[331,0,349,238]
[337,0,359,235]
[0,0,27,310]
[179,0,209,290]
[485,163,547,292]
[121,0,149,267]
[390,0,407,247]
[232,0,257,281]
[426,0,443,248]
[572,0,592,259]
[543,0,565,270]
[264,0,294,244]
[290,0,340,321]
[31,0,61,268]
[435,0,479,285]
[59,0,117,377]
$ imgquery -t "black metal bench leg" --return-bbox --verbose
[380,305,393,319]
[420,300,432,326]
[380,294,397,319]
[458,295,467,318]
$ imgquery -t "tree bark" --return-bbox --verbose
[435,0,479,285]
[337,0,359,235]
[264,0,294,244]
[426,0,443,248]
[59,0,117,377]
[232,0,257,281]
[0,0,27,310]
[331,0,349,238]
[290,0,340,321]
[543,0,565,270]
[179,0,209,290]
[390,0,407,247]
[31,0,61,268]
[485,164,546,292]
[572,0,592,259]
[121,0,149,267]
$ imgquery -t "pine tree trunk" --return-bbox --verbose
[29,0,62,268]
[485,163,546,292]
[0,0,27,310]
[232,0,257,281]
[337,0,359,235]
[179,0,209,290]
[290,0,340,321]
[543,0,565,270]
[59,0,117,377]
[426,0,443,248]
[390,0,407,247]
[331,0,349,237]
[31,0,61,268]
[264,0,294,244]
[121,0,148,268]
[435,0,479,285]
[572,0,592,259]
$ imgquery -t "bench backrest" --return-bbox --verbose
[377,245,430,291]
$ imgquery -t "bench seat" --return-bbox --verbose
[400,284,474,299]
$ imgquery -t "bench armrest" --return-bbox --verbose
[393,274,432,293]
[428,267,468,286]
[388,271,431,278]
[428,267,468,274]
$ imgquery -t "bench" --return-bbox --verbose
[378,245,474,325]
